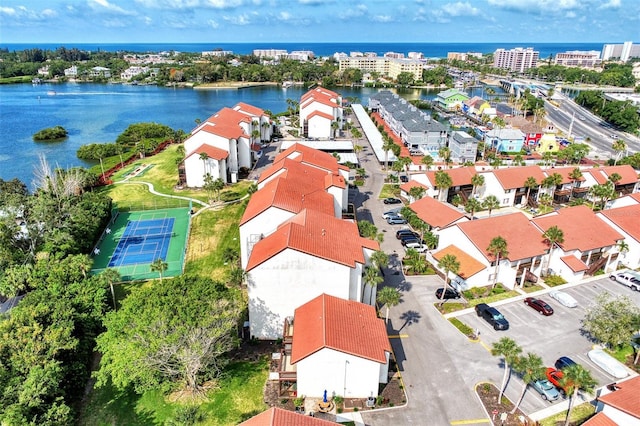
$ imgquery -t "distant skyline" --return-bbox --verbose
[1,0,638,45]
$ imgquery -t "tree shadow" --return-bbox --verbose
[398,310,421,332]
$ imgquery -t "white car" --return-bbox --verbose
[382,209,402,220]
[549,290,578,308]
[405,243,428,252]
[588,349,628,379]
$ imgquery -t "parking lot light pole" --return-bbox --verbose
[343,360,349,397]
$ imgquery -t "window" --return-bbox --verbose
[503,198,509,204]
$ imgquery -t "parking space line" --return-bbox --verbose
[450,419,490,425]
[389,334,409,338]
[478,340,492,353]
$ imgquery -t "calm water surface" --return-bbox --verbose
[0,82,490,186]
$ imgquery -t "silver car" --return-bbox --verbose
[549,290,578,308]
[531,379,560,402]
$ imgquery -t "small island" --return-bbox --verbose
[33,125,68,141]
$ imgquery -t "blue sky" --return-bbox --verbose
[1,0,638,44]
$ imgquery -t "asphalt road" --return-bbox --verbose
[544,94,640,157]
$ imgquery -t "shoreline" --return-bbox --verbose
[193,81,279,90]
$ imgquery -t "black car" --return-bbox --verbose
[555,357,577,371]
[475,303,509,330]
[399,175,409,183]
[435,288,460,299]
[396,229,418,239]
[383,197,402,204]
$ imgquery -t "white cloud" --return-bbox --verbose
[372,15,393,23]
[441,2,480,17]
[599,0,621,9]
[133,0,239,8]
[223,13,251,25]
[207,18,219,28]
[487,0,579,13]
[339,4,367,19]
[279,11,291,21]
[0,7,17,16]
[204,0,244,8]
[0,5,58,20]
[89,0,136,15]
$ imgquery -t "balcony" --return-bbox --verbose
[268,318,297,398]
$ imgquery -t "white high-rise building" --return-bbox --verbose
[493,47,539,72]
[602,41,640,62]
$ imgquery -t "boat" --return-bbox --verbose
[282,81,293,89]
[47,90,56,96]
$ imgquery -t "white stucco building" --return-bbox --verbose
[299,87,343,139]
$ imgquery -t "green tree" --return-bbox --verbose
[438,146,451,167]
[482,194,500,216]
[377,286,401,324]
[435,171,453,202]
[511,352,545,413]
[487,236,508,288]
[409,185,426,201]
[363,265,383,305]
[404,248,429,275]
[357,220,378,240]
[560,365,597,426]
[471,173,485,198]
[437,254,460,305]
[421,154,434,171]
[150,257,168,281]
[612,139,627,166]
[542,225,564,274]
[95,276,243,394]
[491,337,522,405]
[382,136,396,170]
[524,176,539,206]
[465,197,482,218]
[581,292,640,349]
[370,250,389,272]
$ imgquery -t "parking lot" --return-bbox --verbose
[455,275,640,415]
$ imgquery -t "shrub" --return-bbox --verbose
[33,125,68,141]
[449,318,473,336]
[333,395,344,405]
[544,275,567,286]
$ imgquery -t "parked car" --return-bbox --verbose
[383,197,402,204]
[549,291,578,308]
[406,244,428,253]
[387,216,407,225]
[475,303,509,330]
[555,356,577,371]
[435,288,460,299]
[396,229,418,239]
[409,149,422,156]
[609,272,640,291]
[401,238,420,247]
[531,378,560,402]
[400,175,409,183]
[524,297,554,316]
[545,368,570,396]
[382,211,401,220]
[588,349,629,379]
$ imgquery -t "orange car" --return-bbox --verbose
[545,367,572,397]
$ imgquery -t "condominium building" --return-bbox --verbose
[493,47,539,72]
[253,49,288,59]
[554,51,602,68]
[339,57,424,80]
[447,52,483,61]
[601,41,640,62]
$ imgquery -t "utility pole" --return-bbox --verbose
[568,111,575,140]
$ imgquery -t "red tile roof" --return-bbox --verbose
[258,158,344,190]
[274,143,347,174]
[206,106,252,125]
[532,205,623,252]
[410,196,466,229]
[560,255,589,272]
[457,212,548,262]
[291,293,390,364]
[492,165,545,190]
[307,110,334,121]
[630,193,640,203]
[599,204,640,243]
[433,245,486,278]
[239,407,337,426]
[233,102,265,117]
[198,121,248,140]
[546,167,586,184]
[597,375,640,419]
[425,166,477,187]
[601,165,639,185]
[185,144,229,161]
[400,180,429,192]
[246,209,379,271]
[240,177,335,225]
[581,412,619,426]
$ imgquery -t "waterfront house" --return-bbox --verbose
[300,87,343,139]
[288,294,390,399]
[245,209,378,339]
[484,128,525,153]
[449,131,479,164]
[435,89,470,111]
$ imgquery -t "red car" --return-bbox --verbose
[545,367,571,396]
[524,297,554,316]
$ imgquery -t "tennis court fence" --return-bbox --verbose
[116,198,192,212]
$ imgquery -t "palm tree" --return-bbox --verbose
[199,152,210,176]
[370,250,389,273]
[542,225,564,275]
[438,146,451,168]
[408,185,426,202]
[404,248,429,275]
[150,257,168,281]
[471,173,485,198]
[382,136,396,170]
[421,154,434,171]
[363,266,383,305]
[491,337,522,404]
[524,176,538,206]
[437,254,460,305]
[487,236,508,289]
[560,364,597,426]
[435,170,453,202]
[510,353,545,413]
[612,139,626,166]
[482,195,500,217]
[465,198,482,218]
[353,143,363,160]
[331,121,339,138]
[377,286,401,323]
[100,268,121,310]
[533,106,546,126]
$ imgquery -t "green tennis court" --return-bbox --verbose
[91,207,191,281]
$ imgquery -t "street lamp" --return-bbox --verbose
[343,360,349,397]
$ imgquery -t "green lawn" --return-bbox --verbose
[77,359,269,426]
[539,402,595,426]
